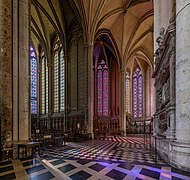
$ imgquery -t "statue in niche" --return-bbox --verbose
[156,27,165,47]
[154,28,165,65]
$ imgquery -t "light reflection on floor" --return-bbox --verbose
[1,135,190,180]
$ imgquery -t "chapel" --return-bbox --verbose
[0,0,190,179]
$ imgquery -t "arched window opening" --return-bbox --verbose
[126,71,130,112]
[53,36,65,112]
[30,45,37,114]
[40,51,48,114]
[97,59,109,117]
[133,67,143,118]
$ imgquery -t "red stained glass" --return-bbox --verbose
[133,67,143,118]
[97,59,109,117]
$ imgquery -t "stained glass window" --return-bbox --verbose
[53,36,65,112]
[97,59,109,116]
[41,51,48,114]
[126,71,130,112]
[54,51,59,112]
[132,67,143,118]
[41,55,45,114]
[30,45,37,114]
[60,48,65,111]
[46,60,48,113]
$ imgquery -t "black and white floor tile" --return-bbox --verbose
[1,135,190,180]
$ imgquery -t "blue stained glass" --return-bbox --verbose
[30,45,37,114]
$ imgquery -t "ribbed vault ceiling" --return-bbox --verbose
[31,0,153,67]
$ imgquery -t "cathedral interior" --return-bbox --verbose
[1,0,190,179]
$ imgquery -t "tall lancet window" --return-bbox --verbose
[133,67,143,118]
[53,36,65,112]
[126,71,130,112]
[97,59,109,116]
[30,45,37,114]
[40,51,48,114]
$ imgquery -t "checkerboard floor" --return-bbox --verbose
[1,135,190,180]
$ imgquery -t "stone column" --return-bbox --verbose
[12,0,29,148]
[171,0,190,171]
[18,0,29,141]
[119,69,126,136]
[13,0,18,143]
[84,43,94,139]
[150,75,155,117]
[0,0,13,147]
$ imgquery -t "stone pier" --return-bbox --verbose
[170,0,190,171]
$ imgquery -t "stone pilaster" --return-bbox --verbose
[84,43,94,139]
[0,0,13,147]
[119,69,126,136]
[13,0,18,143]
[12,0,29,158]
[171,0,190,171]
[18,0,29,141]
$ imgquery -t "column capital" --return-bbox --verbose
[64,54,69,58]
[84,43,94,48]
[47,63,52,67]
[119,69,125,74]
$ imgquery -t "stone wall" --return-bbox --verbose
[0,0,13,148]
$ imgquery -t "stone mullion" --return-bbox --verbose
[47,58,52,130]
[58,49,61,112]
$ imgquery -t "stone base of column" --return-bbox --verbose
[87,132,94,140]
[170,141,190,172]
[151,135,175,164]
[164,128,176,139]
[122,130,127,137]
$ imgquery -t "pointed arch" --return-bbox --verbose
[52,35,65,112]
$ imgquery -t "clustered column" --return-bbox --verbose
[120,69,126,136]
[84,43,94,139]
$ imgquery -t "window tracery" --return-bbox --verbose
[133,67,143,118]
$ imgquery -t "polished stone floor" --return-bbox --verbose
[1,135,190,180]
